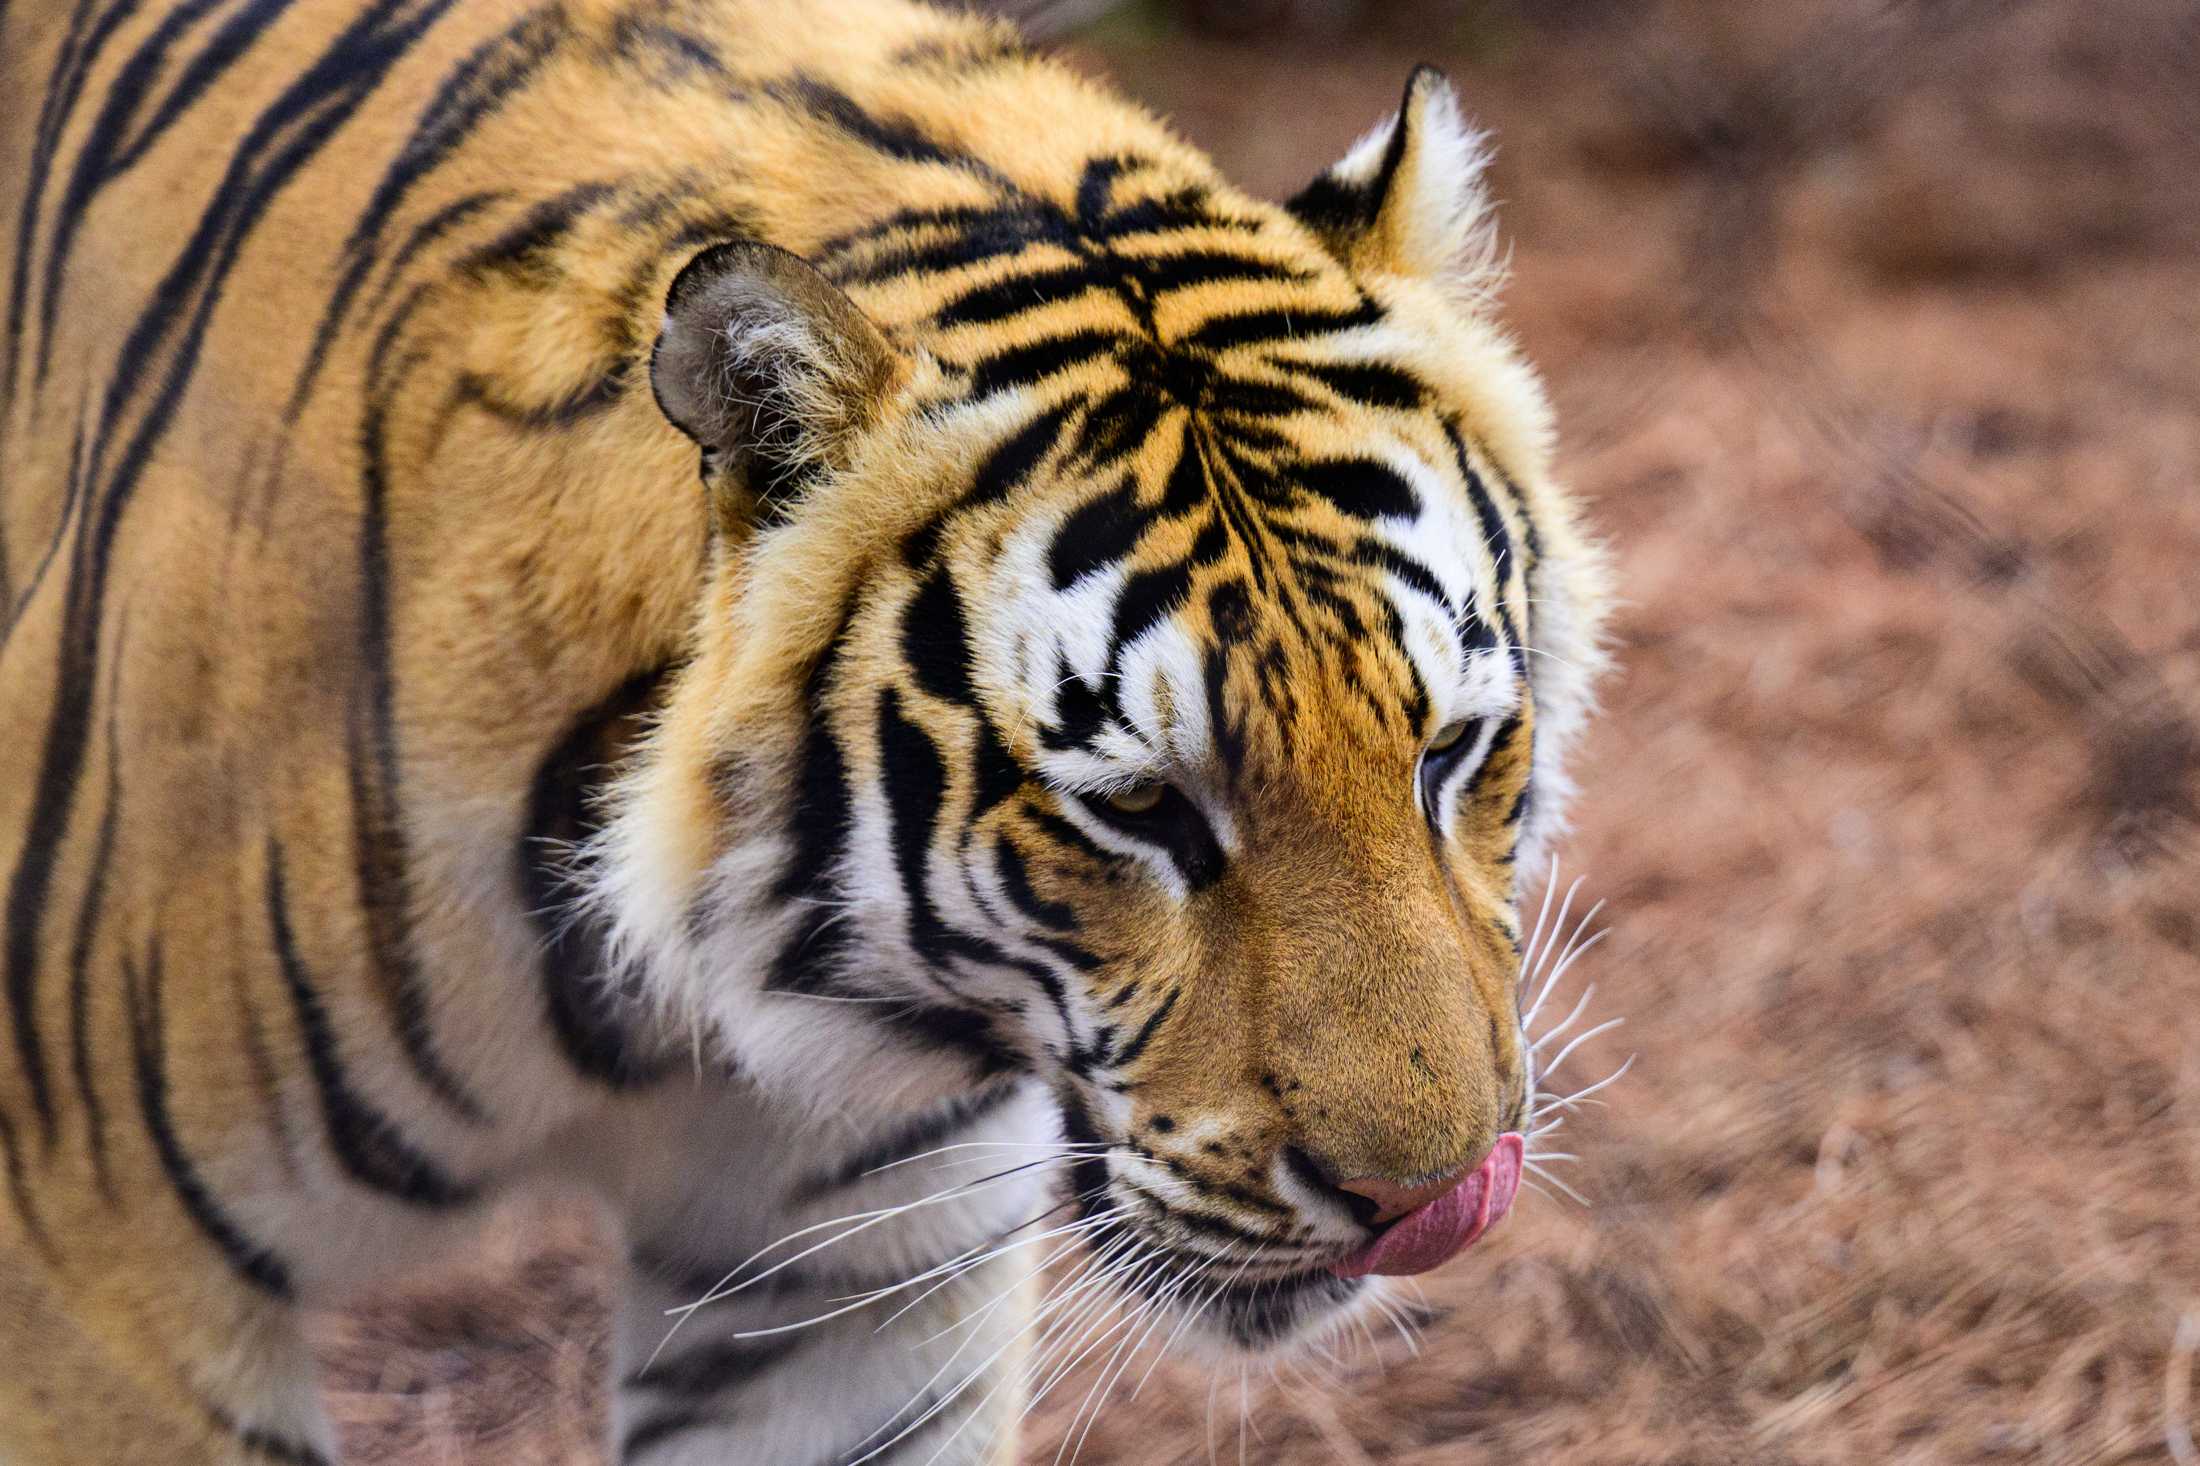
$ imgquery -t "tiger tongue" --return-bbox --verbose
[1326,1133,1525,1279]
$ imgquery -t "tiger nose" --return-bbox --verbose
[1334,1166,1476,1226]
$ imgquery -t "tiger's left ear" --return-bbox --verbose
[650,240,907,531]
[1286,66,1502,302]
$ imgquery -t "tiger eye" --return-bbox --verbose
[1105,783,1165,815]
[1427,719,1472,754]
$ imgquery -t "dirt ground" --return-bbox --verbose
[317,3,2200,1461]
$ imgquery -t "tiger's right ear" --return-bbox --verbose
[650,241,906,531]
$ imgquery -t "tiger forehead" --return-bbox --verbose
[942,398,1519,786]
[823,149,1362,365]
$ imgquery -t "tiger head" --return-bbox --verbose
[600,70,1609,1353]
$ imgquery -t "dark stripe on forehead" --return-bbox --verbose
[1108,555,1194,658]
[968,328,1121,398]
[1286,358,1425,411]
[935,260,1112,328]
[1178,297,1381,354]
[1352,537,1456,621]
[902,399,1070,569]
[1297,457,1419,522]
[1048,475,1146,590]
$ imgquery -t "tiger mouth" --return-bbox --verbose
[1113,1249,1369,1351]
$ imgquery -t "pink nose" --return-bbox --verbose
[1335,1167,1475,1225]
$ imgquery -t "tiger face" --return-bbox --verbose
[604,69,1608,1355]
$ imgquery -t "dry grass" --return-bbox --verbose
[319,3,2200,1461]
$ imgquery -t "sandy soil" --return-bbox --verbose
[318,3,2200,1461]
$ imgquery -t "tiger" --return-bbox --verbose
[0,0,1612,1460]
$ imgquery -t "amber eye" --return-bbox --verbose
[1105,783,1166,816]
[1427,719,1472,755]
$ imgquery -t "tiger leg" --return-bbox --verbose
[581,1084,1055,1465]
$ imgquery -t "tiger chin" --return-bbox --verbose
[0,0,1609,1461]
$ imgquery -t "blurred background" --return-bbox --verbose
[316,2,2200,1461]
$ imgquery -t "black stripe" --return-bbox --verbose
[875,1001,1023,1079]
[1287,358,1425,411]
[0,1102,56,1260]
[814,202,1036,263]
[449,358,629,429]
[625,1336,785,1397]
[1066,385,1168,471]
[827,210,1064,288]
[204,1404,331,1466]
[775,76,1009,187]
[288,1,569,419]
[968,716,1023,818]
[363,187,505,315]
[1207,377,1320,421]
[934,260,1111,328]
[458,178,615,280]
[1108,984,1178,1069]
[1028,809,1113,868]
[1465,711,1526,804]
[1445,421,1514,594]
[1107,555,1194,655]
[1202,642,1248,779]
[608,14,726,83]
[2,0,135,429]
[966,329,1122,399]
[266,841,476,1204]
[65,690,125,1202]
[1048,475,1146,590]
[1041,658,1108,753]
[876,692,1070,1040]
[520,673,671,1086]
[1135,249,1309,294]
[1285,172,1374,238]
[356,246,491,1124]
[1123,1180,1286,1250]
[764,608,857,995]
[797,1082,1021,1200]
[11,0,474,1163]
[124,943,293,1297]
[962,399,1071,512]
[902,569,976,706]
[993,835,1073,932]
[624,1408,723,1460]
[1352,537,1455,620]
[877,686,956,965]
[1298,457,1419,522]
[1178,298,1381,355]
[36,0,259,388]
[1093,187,1257,242]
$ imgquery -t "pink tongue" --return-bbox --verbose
[1327,1133,1525,1279]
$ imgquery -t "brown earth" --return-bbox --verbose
[318,3,2200,1461]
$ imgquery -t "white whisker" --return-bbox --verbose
[1536,1016,1626,1086]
